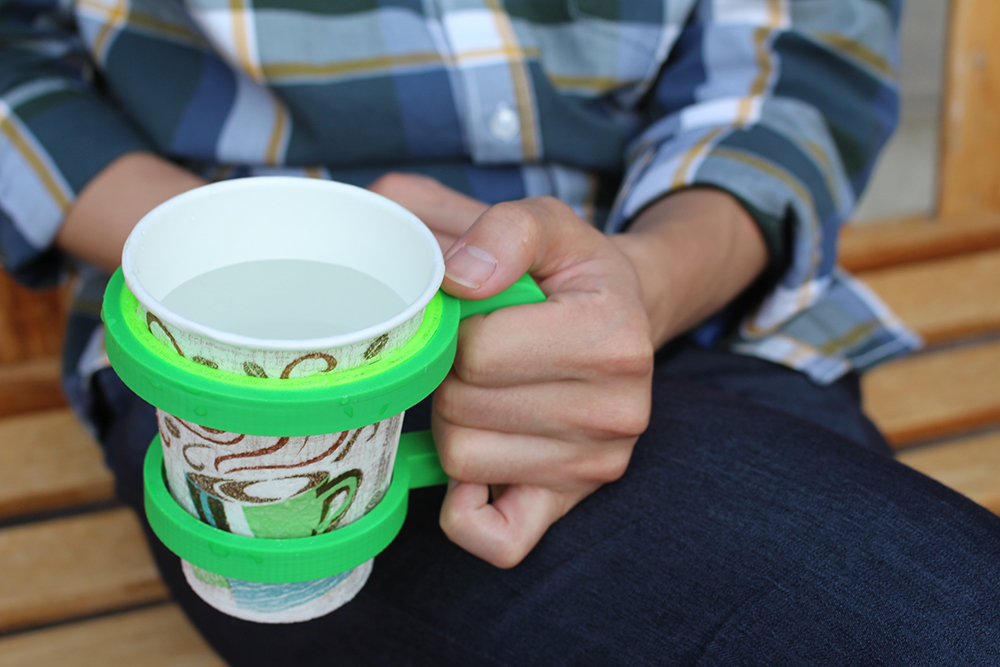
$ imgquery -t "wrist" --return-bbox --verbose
[611,188,768,349]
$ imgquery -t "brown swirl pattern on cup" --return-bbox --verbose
[279,352,337,379]
[135,303,423,381]
[146,311,185,355]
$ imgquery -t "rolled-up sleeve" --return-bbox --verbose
[607,0,901,340]
[0,0,151,286]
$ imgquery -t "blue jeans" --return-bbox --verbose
[92,342,1000,666]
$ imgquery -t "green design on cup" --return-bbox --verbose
[242,469,361,538]
[191,564,232,589]
[184,468,362,539]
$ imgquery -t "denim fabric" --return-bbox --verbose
[94,343,1000,666]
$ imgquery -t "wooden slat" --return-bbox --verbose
[938,0,1000,219]
[899,431,1000,515]
[857,247,1000,345]
[840,212,1000,273]
[863,340,1000,447]
[0,604,223,667]
[0,273,67,365]
[0,409,114,520]
[0,358,68,419]
[0,508,169,633]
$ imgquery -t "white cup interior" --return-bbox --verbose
[122,177,445,350]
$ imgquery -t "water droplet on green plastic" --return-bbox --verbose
[343,406,354,418]
[195,405,208,416]
[209,544,230,557]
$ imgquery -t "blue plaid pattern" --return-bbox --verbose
[0,0,918,406]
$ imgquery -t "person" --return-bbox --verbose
[3,0,1000,664]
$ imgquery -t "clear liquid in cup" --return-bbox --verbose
[160,259,408,339]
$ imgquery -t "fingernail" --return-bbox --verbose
[445,244,497,289]
[448,477,460,491]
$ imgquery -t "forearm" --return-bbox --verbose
[611,188,769,350]
[56,152,206,273]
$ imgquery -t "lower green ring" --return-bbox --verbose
[144,433,417,583]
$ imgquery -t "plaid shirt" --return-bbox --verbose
[0,0,919,422]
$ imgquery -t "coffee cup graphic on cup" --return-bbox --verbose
[120,177,445,623]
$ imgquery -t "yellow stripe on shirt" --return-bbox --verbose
[0,106,72,212]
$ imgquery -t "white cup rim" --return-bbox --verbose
[121,177,446,352]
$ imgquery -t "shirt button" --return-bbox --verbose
[488,102,520,142]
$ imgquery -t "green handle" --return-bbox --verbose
[457,273,545,320]
[400,429,449,488]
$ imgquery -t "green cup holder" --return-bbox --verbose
[104,268,545,582]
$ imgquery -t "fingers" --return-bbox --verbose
[441,197,612,298]
[426,195,652,571]
[440,481,581,568]
[368,172,487,238]
[432,418,634,488]
[433,403,635,487]
[452,292,652,387]
[440,197,651,386]
[438,195,652,389]
[434,374,650,442]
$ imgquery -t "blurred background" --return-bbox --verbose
[856,0,947,222]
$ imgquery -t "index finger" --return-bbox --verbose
[453,287,652,387]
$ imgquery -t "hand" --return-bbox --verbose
[431,197,654,568]
[370,175,650,568]
[369,174,766,569]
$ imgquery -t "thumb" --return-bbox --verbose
[441,198,599,300]
[441,201,539,300]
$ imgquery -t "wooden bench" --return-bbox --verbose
[1,2,999,663]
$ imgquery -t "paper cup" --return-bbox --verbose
[121,177,445,622]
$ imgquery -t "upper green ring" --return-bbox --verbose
[102,268,461,436]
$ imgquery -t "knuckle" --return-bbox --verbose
[589,392,650,440]
[367,171,408,195]
[452,341,498,386]
[575,447,633,484]
[489,200,542,244]
[438,505,465,539]
[438,517,524,569]
[492,541,527,569]
[488,199,528,218]
[432,379,464,423]
[620,399,652,437]
[533,195,575,218]
[369,172,440,199]
[601,455,631,483]
[597,331,654,378]
[436,436,474,481]
[440,514,478,553]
